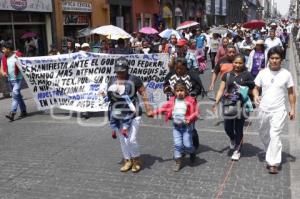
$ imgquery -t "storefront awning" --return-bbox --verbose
[163,6,172,18]
[0,0,53,12]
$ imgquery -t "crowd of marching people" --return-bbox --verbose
[0,20,297,174]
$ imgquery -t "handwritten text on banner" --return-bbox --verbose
[17,52,169,112]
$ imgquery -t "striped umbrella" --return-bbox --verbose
[176,21,199,30]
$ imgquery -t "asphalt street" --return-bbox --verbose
[0,48,299,199]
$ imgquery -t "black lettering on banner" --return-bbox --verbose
[158,61,163,67]
[56,69,73,78]
[77,77,89,84]
[49,98,74,106]
[39,85,49,91]
[39,99,48,107]
[29,78,37,85]
[131,68,159,75]
[159,69,167,76]
[75,67,112,76]
[37,79,53,86]
[30,71,54,80]
[100,58,115,66]
[61,78,76,86]
[33,86,38,92]
[93,76,104,84]
[69,60,89,69]
[77,100,95,108]
[128,60,135,66]
[137,60,161,68]
[37,62,68,71]
[56,86,85,95]
[91,59,99,66]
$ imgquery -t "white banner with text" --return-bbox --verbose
[17,52,169,112]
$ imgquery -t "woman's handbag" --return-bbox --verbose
[222,73,240,117]
[223,99,240,117]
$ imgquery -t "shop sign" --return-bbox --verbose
[62,1,92,12]
[64,14,90,25]
[0,0,53,12]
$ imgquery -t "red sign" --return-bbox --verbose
[63,14,90,25]
[10,0,27,11]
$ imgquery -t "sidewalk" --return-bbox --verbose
[288,38,300,199]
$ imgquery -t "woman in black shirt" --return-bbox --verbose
[212,55,254,161]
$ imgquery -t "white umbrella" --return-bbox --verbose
[91,25,132,40]
[209,27,229,35]
[159,29,182,40]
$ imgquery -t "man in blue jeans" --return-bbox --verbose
[1,43,27,121]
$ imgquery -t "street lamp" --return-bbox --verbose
[241,0,249,22]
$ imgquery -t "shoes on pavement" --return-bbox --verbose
[120,159,132,172]
[268,166,279,174]
[229,139,235,150]
[131,157,141,173]
[19,111,27,118]
[173,158,182,172]
[5,112,16,121]
[231,150,241,161]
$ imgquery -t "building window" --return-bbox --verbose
[13,12,30,22]
[144,18,150,27]
[30,13,45,22]
[0,12,11,23]
[137,17,142,30]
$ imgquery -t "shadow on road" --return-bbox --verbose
[197,143,229,154]
[140,154,171,170]
[257,150,296,165]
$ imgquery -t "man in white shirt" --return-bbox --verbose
[264,30,283,54]
[253,46,296,174]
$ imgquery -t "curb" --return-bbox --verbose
[288,38,300,199]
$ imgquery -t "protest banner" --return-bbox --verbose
[17,52,169,112]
